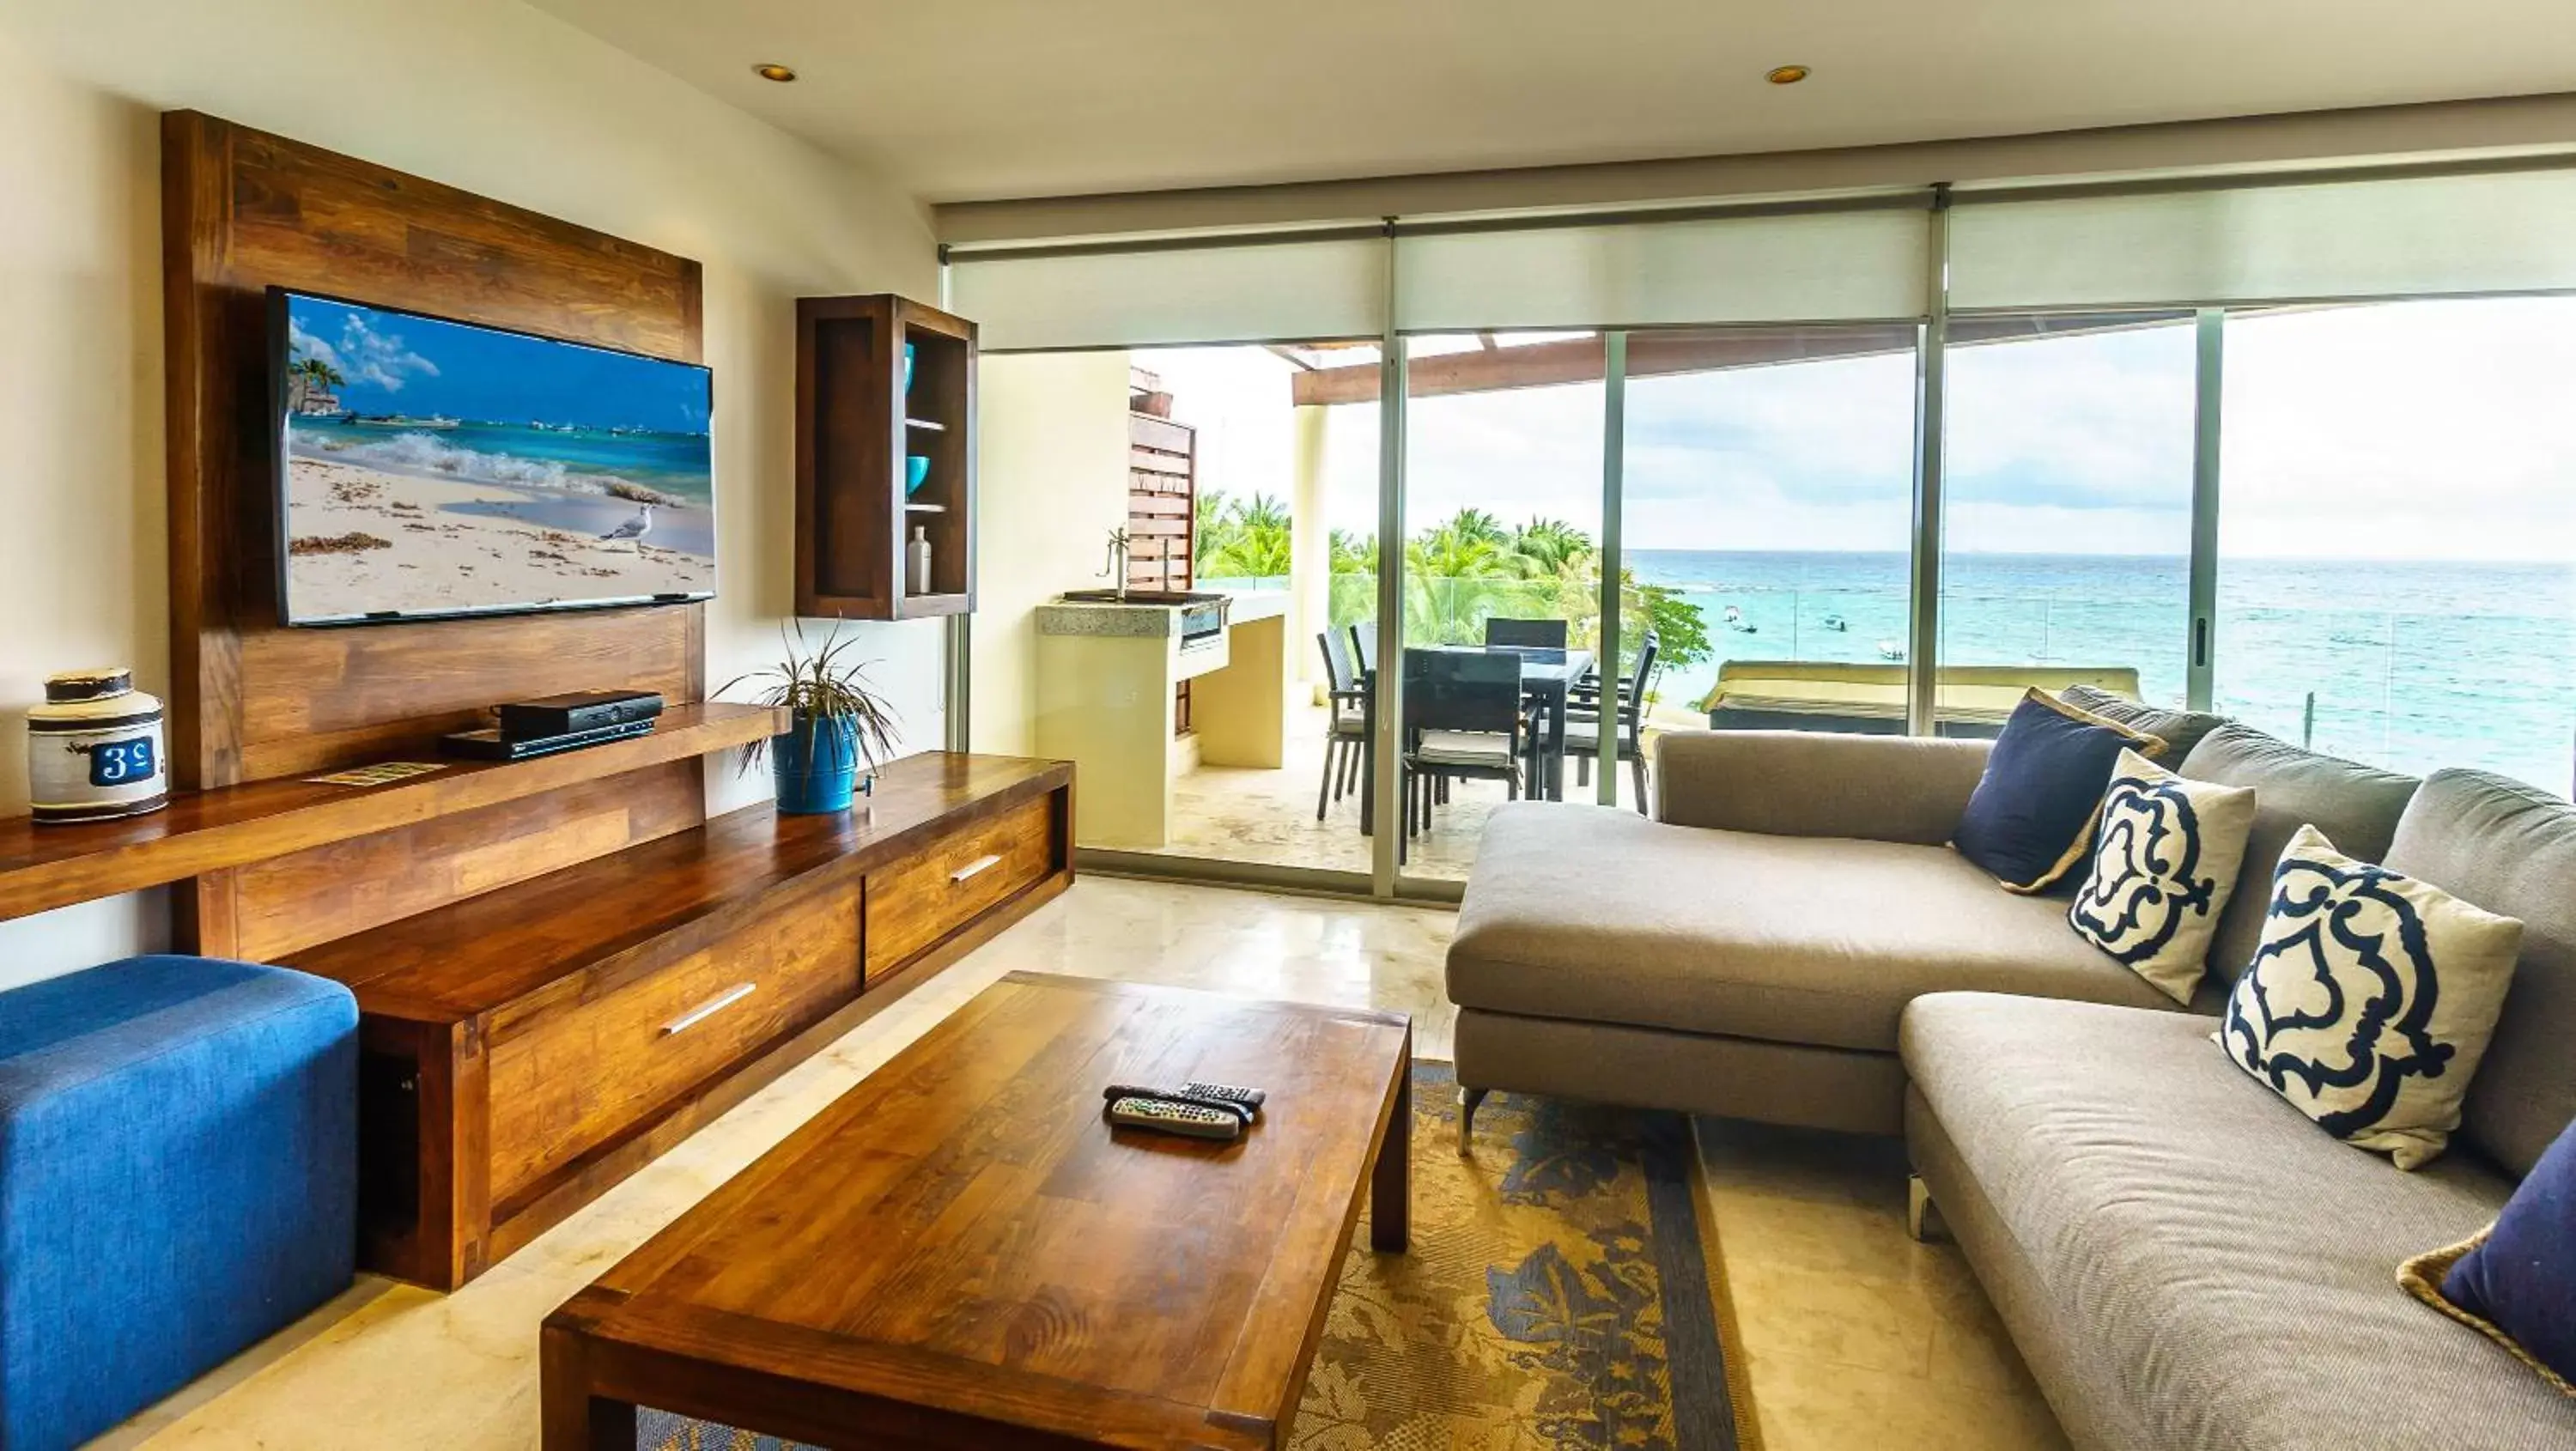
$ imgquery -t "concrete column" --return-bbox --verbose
[1289,403,1331,698]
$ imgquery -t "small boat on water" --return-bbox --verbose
[1876,639,1906,662]
[1722,604,1758,634]
[1822,614,1848,632]
[350,413,461,429]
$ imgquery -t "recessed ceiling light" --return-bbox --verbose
[753,63,798,82]
[1766,64,1811,85]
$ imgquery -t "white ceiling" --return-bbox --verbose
[527,0,2576,203]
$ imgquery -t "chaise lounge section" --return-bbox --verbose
[1448,730,2204,1137]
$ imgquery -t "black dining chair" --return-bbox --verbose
[1564,630,1660,814]
[1346,621,1379,681]
[1399,649,1533,854]
[1484,616,1569,649]
[1314,629,1370,821]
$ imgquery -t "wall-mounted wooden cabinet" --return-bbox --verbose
[794,294,977,620]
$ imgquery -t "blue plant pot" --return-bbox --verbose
[771,713,862,815]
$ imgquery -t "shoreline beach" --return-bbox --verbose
[283,457,713,621]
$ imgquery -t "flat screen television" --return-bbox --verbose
[269,288,716,626]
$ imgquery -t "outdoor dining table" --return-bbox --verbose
[1425,643,1594,802]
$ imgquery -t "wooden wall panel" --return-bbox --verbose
[161,111,713,950]
[161,111,706,792]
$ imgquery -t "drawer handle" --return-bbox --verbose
[661,982,757,1037]
[951,853,1003,884]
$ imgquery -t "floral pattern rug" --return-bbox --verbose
[639,1063,1751,1451]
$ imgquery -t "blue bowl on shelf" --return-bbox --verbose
[905,455,930,495]
[902,342,917,397]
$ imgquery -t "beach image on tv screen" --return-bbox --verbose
[277,294,714,623]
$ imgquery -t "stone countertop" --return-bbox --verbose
[1036,590,1287,639]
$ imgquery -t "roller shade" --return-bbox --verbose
[1393,204,1929,331]
[948,234,1385,351]
[1950,167,2576,311]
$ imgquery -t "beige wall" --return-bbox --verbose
[0,1,939,988]
[969,353,1136,755]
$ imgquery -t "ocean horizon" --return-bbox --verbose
[1628,549,2573,794]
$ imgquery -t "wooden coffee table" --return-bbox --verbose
[541,971,1413,1450]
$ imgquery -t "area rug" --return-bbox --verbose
[637,1061,1757,1451]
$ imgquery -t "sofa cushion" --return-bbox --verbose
[2217,824,2524,1169]
[1901,993,2573,1451]
[1954,689,2167,894]
[1449,803,2181,1053]
[2385,769,2576,1181]
[2178,724,2421,984]
[2068,748,2258,1005]
[2061,684,2231,762]
[2404,1116,2576,1398]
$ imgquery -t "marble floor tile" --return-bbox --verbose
[94,877,2062,1451]
[1697,1117,2069,1450]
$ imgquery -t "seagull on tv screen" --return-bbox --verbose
[600,503,654,552]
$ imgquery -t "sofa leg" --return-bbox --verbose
[1457,1086,1489,1155]
[1907,1173,1949,1244]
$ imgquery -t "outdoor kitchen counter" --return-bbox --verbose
[1035,592,1290,850]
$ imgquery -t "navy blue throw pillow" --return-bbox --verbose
[1952,690,2166,894]
[2403,1117,2576,1397]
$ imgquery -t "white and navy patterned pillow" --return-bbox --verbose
[2216,824,2524,1169]
[2068,749,2257,1005]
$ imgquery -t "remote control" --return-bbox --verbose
[1182,1081,1267,1116]
[1105,1096,1243,1141]
[1101,1084,1254,1125]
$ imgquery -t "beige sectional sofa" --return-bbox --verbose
[1448,722,2576,1450]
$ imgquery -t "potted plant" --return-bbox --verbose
[725,623,902,815]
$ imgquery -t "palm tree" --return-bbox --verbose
[1443,507,1508,546]
[1509,517,1594,575]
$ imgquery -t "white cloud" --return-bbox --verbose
[286,317,343,373]
[335,314,440,393]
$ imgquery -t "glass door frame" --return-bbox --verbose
[947,217,2257,905]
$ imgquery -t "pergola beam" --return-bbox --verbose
[1286,311,2205,406]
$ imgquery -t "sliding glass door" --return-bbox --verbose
[1619,325,1922,744]
[1938,313,2200,726]
[2218,298,2576,791]
[1394,332,1607,881]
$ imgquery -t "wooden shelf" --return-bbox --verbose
[0,701,786,924]
[890,591,972,618]
[796,294,976,621]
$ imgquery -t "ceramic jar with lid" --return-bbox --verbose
[27,668,167,823]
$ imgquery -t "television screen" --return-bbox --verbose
[271,290,715,626]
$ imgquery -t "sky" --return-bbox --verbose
[1148,294,2576,562]
[284,295,712,434]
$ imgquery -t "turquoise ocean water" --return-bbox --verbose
[1631,550,2576,794]
[288,418,714,505]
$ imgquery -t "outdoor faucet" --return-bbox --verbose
[1100,527,1133,602]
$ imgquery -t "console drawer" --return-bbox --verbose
[865,796,1053,981]
[484,880,860,1205]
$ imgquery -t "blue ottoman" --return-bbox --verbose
[0,955,356,1451]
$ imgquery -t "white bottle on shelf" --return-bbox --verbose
[907,526,933,596]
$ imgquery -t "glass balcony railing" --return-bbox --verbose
[1291,572,2572,792]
